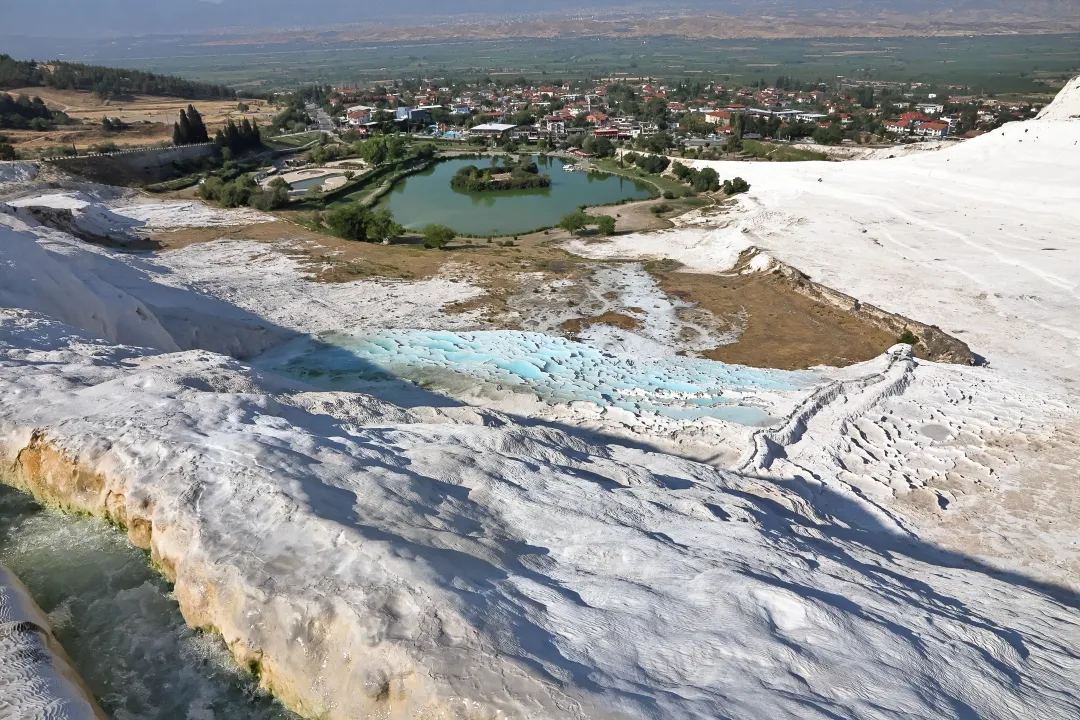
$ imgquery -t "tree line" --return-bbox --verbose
[0,92,69,130]
[173,105,210,145]
[0,54,236,100]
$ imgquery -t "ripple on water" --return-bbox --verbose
[0,483,298,720]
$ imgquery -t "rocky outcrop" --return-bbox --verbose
[769,258,975,365]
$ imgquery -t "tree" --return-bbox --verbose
[422,224,455,249]
[0,142,15,160]
[186,104,209,143]
[368,208,404,242]
[691,167,720,193]
[176,108,193,145]
[359,137,389,165]
[722,177,750,196]
[594,215,616,236]
[812,124,845,146]
[250,177,290,211]
[732,112,745,140]
[583,135,616,158]
[327,203,375,241]
[558,209,589,235]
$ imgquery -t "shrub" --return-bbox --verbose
[722,177,751,196]
[422,223,456,249]
[595,215,616,236]
[650,203,672,215]
[0,142,17,160]
[326,203,375,241]
[249,178,291,211]
[634,154,669,174]
[662,190,676,200]
[690,167,720,193]
[558,209,589,235]
[898,330,919,346]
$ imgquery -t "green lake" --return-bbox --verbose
[375,155,655,236]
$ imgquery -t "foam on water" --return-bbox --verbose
[0,483,298,720]
[261,329,818,425]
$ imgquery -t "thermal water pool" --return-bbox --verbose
[258,329,819,425]
[0,483,298,720]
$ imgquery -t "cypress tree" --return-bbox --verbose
[186,104,208,143]
[224,119,240,149]
[172,121,184,146]
[177,109,192,145]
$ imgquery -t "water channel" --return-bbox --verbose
[0,482,298,720]
[375,155,655,235]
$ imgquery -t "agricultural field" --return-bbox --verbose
[44,33,1080,95]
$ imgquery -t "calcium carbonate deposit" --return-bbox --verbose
[0,76,1078,720]
[260,329,817,425]
[0,485,296,720]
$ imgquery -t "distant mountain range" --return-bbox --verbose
[4,0,1078,39]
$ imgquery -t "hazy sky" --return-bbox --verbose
[1,0,1054,38]
[4,0,609,37]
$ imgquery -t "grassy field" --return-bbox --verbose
[71,34,1080,95]
[262,131,325,150]
[739,140,828,162]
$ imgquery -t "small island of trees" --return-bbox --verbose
[450,158,551,192]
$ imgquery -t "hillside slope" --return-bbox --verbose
[0,78,1078,720]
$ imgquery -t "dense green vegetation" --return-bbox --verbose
[325,204,404,242]
[450,160,551,192]
[214,118,262,155]
[172,105,210,145]
[0,54,235,99]
[558,209,616,236]
[270,101,312,133]
[422,224,456,249]
[199,173,290,211]
[669,161,750,196]
[623,152,670,175]
[0,92,69,130]
[671,162,720,192]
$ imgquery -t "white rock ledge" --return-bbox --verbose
[0,563,106,720]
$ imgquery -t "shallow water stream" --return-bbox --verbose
[0,482,298,720]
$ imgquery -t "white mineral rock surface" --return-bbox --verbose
[0,78,1078,720]
[0,563,104,719]
[568,74,1080,392]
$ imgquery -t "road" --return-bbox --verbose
[306,103,336,132]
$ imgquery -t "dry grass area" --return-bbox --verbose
[560,311,642,335]
[652,268,897,370]
[152,214,900,370]
[3,87,271,155]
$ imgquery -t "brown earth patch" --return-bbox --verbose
[560,311,642,335]
[151,214,597,324]
[4,87,270,155]
[653,269,896,370]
